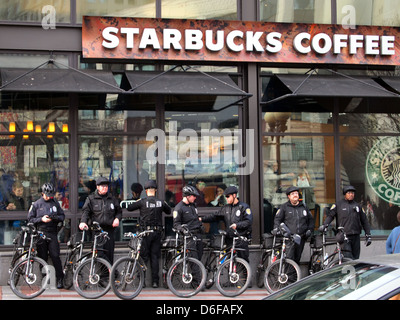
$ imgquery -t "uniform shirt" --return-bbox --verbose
[28,197,65,233]
[173,201,202,233]
[81,190,122,228]
[325,199,371,236]
[202,200,253,237]
[274,201,314,236]
[127,196,171,227]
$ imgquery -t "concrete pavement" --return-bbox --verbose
[0,285,268,300]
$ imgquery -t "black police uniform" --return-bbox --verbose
[127,196,171,285]
[28,197,65,282]
[81,190,122,264]
[173,200,203,260]
[324,198,371,259]
[274,200,314,264]
[202,200,253,262]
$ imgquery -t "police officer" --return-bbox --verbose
[173,185,203,260]
[127,180,171,288]
[320,185,371,259]
[79,177,122,264]
[28,183,65,289]
[274,186,314,264]
[201,186,253,262]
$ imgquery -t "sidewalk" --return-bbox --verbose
[0,285,268,300]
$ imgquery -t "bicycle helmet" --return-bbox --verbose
[182,185,199,197]
[41,183,55,197]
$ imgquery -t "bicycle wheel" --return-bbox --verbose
[327,257,352,268]
[264,258,301,293]
[73,257,111,299]
[215,257,252,297]
[308,252,323,275]
[9,257,50,299]
[204,252,218,289]
[167,257,206,298]
[110,256,144,300]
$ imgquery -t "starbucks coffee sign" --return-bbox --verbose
[366,137,400,205]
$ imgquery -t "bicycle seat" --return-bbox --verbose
[218,230,227,236]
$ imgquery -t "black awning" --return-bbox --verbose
[0,68,123,93]
[266,74,398,99]
[375,76,400,94]
[122,71,251,96]
[262,74,400,112]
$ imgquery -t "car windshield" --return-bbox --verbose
[268,262,396,300]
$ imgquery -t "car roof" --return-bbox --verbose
[355,253,400,268]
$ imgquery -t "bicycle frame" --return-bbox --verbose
[124,230,152,281]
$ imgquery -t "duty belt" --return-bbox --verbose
[144,225,163,231]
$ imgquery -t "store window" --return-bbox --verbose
[164,105,240,207]
[337,0,400,27]
[0,94,69,244]
[162,0,237,19]
[262,134,335,232]
[260,0,331,24]
[0,0,70,23]
[77,0,156,23]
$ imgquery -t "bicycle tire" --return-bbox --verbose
[110,256,144,300]
[264,258,301,293]
[327,257,352,268]
[308,251,324,275]
[167,257,206,298]
[204,252,218,289]
[73,257,111,299]
[9,257,50,299]
[215,257,252,297]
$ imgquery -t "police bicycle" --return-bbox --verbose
[255,232,282,288]
[62,229,87,289]
[264,223,302,293]
[308,226,352,274]
[202,230,227,289]
[214,228,252,297]
[73,222,112,299]
[110,229,153,300]
[166,224,206,298]
[161,231,181,288]
[9,223,51,299]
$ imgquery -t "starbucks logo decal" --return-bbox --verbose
[366,137,400,205]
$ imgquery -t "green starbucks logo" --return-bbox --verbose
[366,137,400,205]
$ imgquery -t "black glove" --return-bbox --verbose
[365,235,372,247]
[305,230,312,238]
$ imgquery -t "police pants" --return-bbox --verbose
[342,234,361,260]
[141,231,162,283]
[37,231,64,280]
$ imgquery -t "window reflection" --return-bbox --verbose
[77,0,156,23]
[262,135,335,233]
[78,135,156,207]
[165,106,239,207]
[162,0,237,19]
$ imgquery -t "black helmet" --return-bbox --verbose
[42,183,55,197]
[343,185,356,195]
[285,186,300,195]
[144,180,157,190]
[224,186,238,196]
[182,185,199,197]
[130,183,143,194]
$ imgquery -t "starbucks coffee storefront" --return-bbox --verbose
[0,2,400,279]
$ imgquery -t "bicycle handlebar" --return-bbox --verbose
[124,230,153,239]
